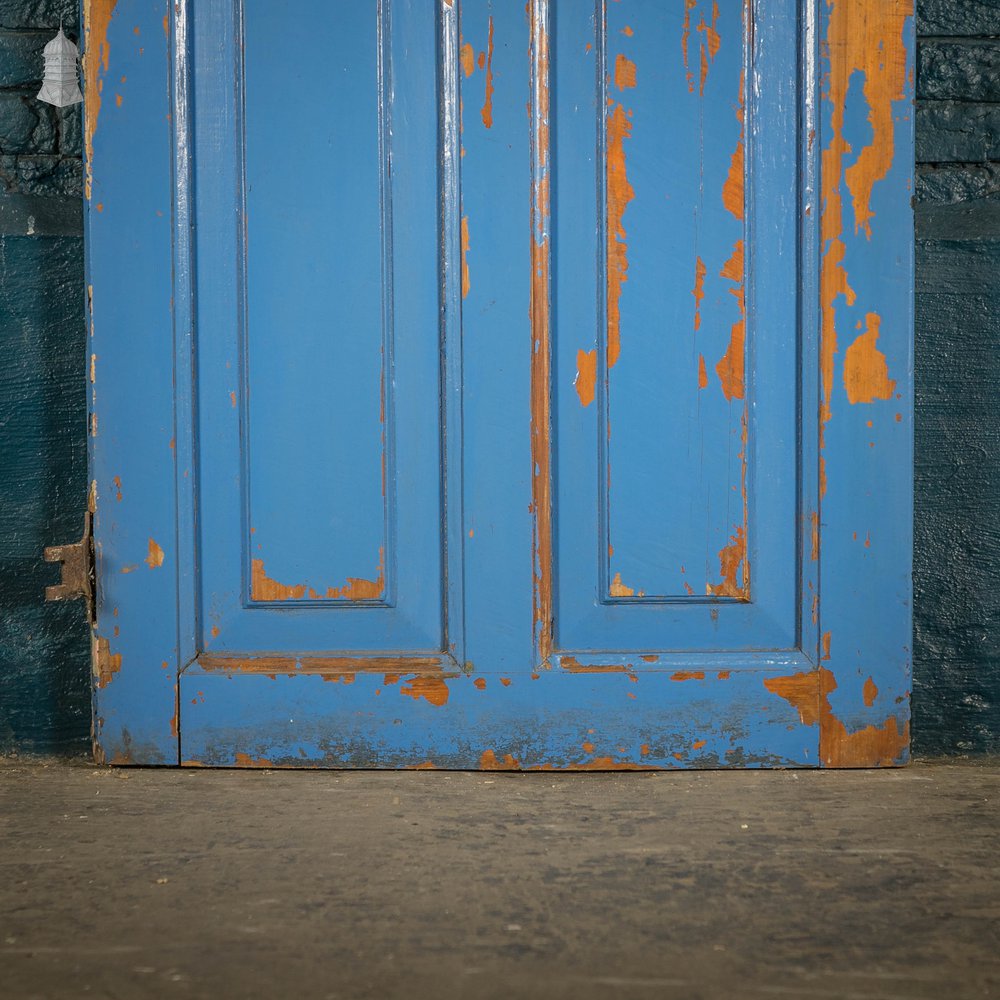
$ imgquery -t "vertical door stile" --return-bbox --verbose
[170,0,197,757]
[459,0,534,681]
[377,0,396,613]
[798,0,822,668]
[87,0,181,764]
[440,0,466,670]
[530,0,554,666]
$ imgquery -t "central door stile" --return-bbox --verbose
[458,0,535,681]
[529,0,554,668]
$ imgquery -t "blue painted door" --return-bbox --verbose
[86,0,915,768]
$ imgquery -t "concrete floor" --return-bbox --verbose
[0,760,998,1000]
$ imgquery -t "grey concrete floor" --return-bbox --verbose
[0,760,998,1000]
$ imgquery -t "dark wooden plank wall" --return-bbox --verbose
[0,0,90,756]
[913,1,1000,753]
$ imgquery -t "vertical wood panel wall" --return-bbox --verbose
[913,1,1000,754]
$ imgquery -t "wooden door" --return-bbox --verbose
[85,0,915,768]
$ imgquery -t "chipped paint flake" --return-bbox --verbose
[250,560,306,600]
[614,53,636,91]
[820,0,913,495]
[838,7,913,239]
[145,538,164,569]
[251,549,384,602]
[721,92,744,220]
[863,676,879,707]
[610,572,644,598]
[461,215,471,299]
[460,41,475,78]
[603,14,640,380]
[708,405,749,599]
[561,656,636,678]
[576,23,637,406]
[574,348,597,407]
[94,635,121,689]
[234,752,273,768]
[696,2,721,96]
[764,667,908,767]
[399,676,449,708]
[681,0,698,93]
[83,0,120,201]
[707,526,748,599]
[843,312,897,404]
[717,64,746,403]
[692,255,707,331]
[606,104,634,372]
[480,17,495,129]
[480,749,519,770]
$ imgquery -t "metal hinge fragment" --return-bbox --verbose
[44,508,95,622]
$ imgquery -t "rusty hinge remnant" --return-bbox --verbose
[44,509,95,622]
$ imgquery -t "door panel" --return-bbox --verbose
[244,3,390,606]
[196,0,447,653]
[552,0,801,654]
[86,0,914,769]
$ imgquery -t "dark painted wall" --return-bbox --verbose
[0,2,997,757]
[914,2,1000,753]
[0,0,90,756]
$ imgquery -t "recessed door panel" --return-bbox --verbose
[553,0,800,653]
[244,3,389,609]
[195,0,446,653]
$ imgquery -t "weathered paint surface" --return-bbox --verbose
[819,0,913,495]
[529,0,553,662]
[249,551,384,603]
[563,2,758,613]
[82,0,118,201]
[810,0,914,765]
[89,0,912,768]
[87,0,178,764]
[179,663,816,769]
[196,0,442,654]
[555,0,796,655]
[480,15,495,129]
[764,668,909,767]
